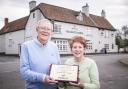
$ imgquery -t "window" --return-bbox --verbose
[86,43,93,50]
[104,44,109,50]
[99,41,101,44]
[99,29,104,36]
[33,13,35,18]
[26,28,32,38]
[86,29,92,36]
[105,31,109,38]
[8,39,13,47]
[111,33,114,37]
[53,40,68,52]
[100,31,104,36]
[53,24,61,33]
[112,44,114,49]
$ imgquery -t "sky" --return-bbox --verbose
[0,0,128,29]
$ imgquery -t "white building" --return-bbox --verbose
[0,1,118,55]
[0,17,27,54]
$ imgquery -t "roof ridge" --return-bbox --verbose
[9,16,28,24]
[39,3,79,13]
[0,16,28,34]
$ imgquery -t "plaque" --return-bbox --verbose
[49,64,79,82]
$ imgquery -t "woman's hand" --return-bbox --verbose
[69,80,84,88]
[78,80,84,88]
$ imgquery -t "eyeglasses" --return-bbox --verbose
[38,27,52,31]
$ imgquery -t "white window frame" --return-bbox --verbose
[53,24,61,33]
[86,42,93,50]
[53,40,68,52]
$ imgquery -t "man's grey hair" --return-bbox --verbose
[36,19,53,30]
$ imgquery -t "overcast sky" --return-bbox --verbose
[0,0,128,29]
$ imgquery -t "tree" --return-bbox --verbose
[122,25,128,38]
[122,25,128,52]
[123,39,128,52]
[115,25,128,53]
[115,35,124,52]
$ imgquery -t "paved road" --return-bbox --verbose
[0,54,128,89]
[89,54,128,89]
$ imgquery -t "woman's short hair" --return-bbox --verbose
[69,36,87,49]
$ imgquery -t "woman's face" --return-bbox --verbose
[71,42,85,60]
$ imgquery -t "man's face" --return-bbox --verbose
[37,21,53,43]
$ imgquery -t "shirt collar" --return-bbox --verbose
[34,38,48,47]
[74,57,85,64]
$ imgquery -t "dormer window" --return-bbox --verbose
[76,11,83,21]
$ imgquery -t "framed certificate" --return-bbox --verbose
[49,64,79,82]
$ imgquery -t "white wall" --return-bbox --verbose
[5,30,24,54]
[52,21,101,53]
[52,21,118,53]
[52,21,85,38]
[25,10,43,41]
[98,29,118,52]
[0,34,5,53]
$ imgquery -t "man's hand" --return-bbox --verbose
[44,75,58,84]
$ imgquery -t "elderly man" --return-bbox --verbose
[20,19,60,89]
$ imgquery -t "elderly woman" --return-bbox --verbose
[59,36,100,89]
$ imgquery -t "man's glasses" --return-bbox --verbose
[38,27,52,31]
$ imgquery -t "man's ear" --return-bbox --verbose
[36,27,38,31]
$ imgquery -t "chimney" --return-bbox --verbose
[101,9,106,18]
[82,3,89,17]
[4,18,8,26]
[29,0,36,11]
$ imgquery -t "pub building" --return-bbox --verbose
[0,1,117,55]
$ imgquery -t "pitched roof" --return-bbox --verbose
[90,14,115,30]
[0,16,28,34]
[37,3,96,27]
[0,3,116,34]
[36,3,115,30]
